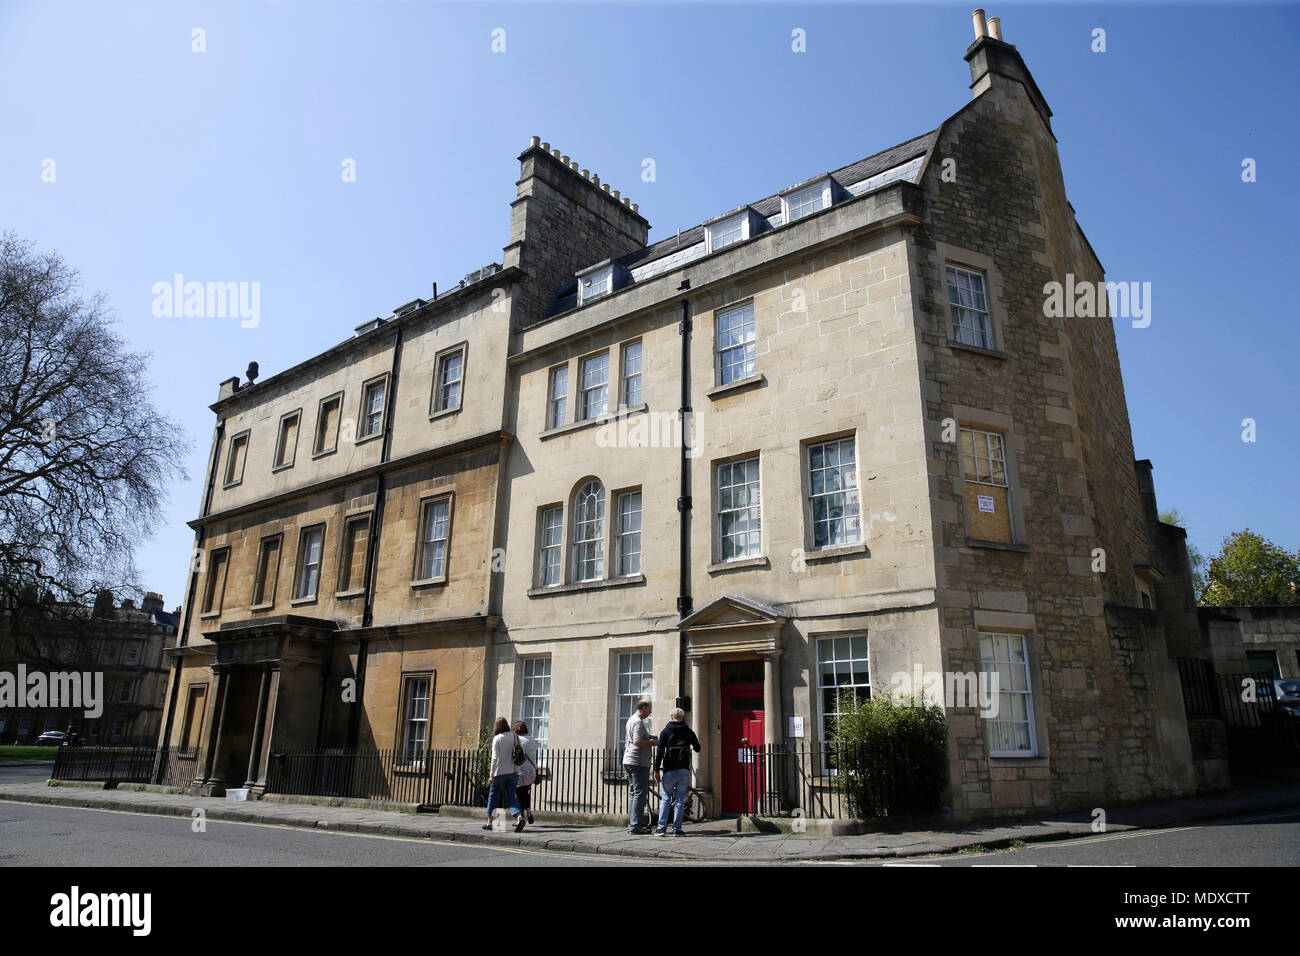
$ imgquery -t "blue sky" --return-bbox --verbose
[2,2,1297,605]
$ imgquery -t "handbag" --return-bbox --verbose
[513,733,540,784]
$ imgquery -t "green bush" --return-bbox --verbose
[828,691,948,818]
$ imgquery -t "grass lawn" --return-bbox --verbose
[0,746,58,761]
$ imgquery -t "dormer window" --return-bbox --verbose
[707,214,746,252]
[781,177,834,223]
[704,208,762,254]
[577,264,614,305]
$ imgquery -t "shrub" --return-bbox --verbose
[828,690,948,818]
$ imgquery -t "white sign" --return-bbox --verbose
[788,716,805,738]
[977,495,995,514]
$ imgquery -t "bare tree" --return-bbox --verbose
[0,232,190,606]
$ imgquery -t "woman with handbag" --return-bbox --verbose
[512,720,539,825]
[484,716,525,832]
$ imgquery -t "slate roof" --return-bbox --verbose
[544,131,936,318]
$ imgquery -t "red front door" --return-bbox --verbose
[720,660,765,813]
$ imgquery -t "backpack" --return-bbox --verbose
[663,728,694,770]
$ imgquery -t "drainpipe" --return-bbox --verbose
[676,280,693,711]
[157,420,224,774]
[347,325,404,750]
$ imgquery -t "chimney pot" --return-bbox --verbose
[602,184,611,193]
[551,148,561,158]
[592,174,600,186]
[561,154,570,164]
[612,189,620,200]
[631,203,639,213]
[541,142,550,151]
[987,16,1002,40]
[530,135,540,147]
[622,196,630,207]
[569,161,579,171]
[971,8,987,39]
[581,169,589,179]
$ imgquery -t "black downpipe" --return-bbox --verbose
[346,326,404,750]
[676,281,693,711]
[158,420,225,767]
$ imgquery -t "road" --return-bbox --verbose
[0,801,633,866]
[876,807,1300,866]
[0,798,1297,866]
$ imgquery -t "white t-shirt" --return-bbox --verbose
[623,714,652,767]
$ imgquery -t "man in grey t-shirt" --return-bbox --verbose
[623,698,657,833]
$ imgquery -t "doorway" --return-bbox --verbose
[720,660,764,813]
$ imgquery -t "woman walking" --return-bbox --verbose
[512,720,539,825]
[484,716,525,832]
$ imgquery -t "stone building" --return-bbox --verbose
[162,13,1211,815]
[0,591,178,746]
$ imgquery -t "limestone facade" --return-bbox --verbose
[162,25,1211,816]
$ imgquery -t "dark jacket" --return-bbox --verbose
[654,721,701,774]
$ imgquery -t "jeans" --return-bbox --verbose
[624,764,650,831]
[486,772,521,822]
[656,768,690,833]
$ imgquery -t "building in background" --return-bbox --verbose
[0,591,178,746]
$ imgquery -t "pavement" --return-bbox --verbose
[1,777,1297,862]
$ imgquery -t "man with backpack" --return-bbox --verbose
[653,707,701,836]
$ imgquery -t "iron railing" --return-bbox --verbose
[50,745,202,787]
[1176,657,1220,718]
[51,742,949,819]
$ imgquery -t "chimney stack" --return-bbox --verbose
[503,137,650,327]
[965,13,1052,131]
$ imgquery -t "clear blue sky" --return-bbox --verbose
[2,2,1297,606]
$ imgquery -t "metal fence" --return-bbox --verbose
[1176,657,1220,718]
[50,745,204,788]
[50,742,944,820]
[1175,658,1300,770]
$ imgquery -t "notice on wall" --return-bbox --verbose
[977,495,996,513]
[788,716,805,738]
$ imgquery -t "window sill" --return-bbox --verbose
[429,405,462,423]
[335,588,366,600]
[410,576,448,590]
[707,374,764,400]
[804,542,868,562]
[354,431,383,447]
[707,556,770,574]
[271,461,296,474]
[540,404,647,441]
[248,602,275,612]
[527,574,645,598]
[221,480,243,490]
[311,446,338,461]
[964,538,1029,553]
[289,596,318,607]
[988,752,1044,761]
[198,610,221,620]
[947,341,1007,361]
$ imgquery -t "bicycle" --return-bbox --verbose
[647,780,710,824]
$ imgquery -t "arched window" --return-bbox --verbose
[573,480,606,582]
